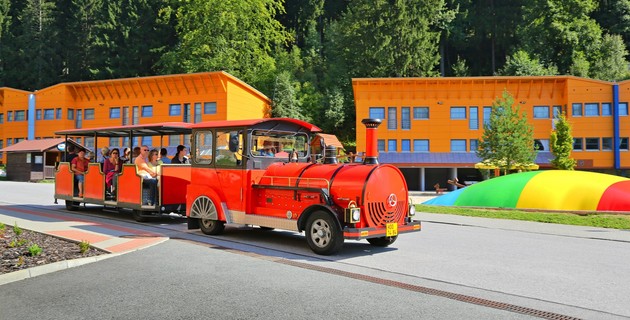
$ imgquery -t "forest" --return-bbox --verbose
[1,0,629,142]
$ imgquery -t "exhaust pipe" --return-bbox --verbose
[361,118,382,165]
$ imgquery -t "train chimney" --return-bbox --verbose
[361,118,382,165]
[323,145,338,164]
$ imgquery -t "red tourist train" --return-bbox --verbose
[54,118,421,254]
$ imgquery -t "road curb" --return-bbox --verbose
[0,237,169,286]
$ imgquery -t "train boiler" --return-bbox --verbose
[186,118,421,255]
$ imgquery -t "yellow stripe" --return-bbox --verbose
[516,171,627,211]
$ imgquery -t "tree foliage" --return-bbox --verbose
[158,0,291,90]
[550,113,577,170]
[498,50,558,76]
[477,90,537,175]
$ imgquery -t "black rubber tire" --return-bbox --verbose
[65,200,78,211]
[367,235,398,247]
[305,211,343,255]
[132,209,149,222]
[200,218,225,235]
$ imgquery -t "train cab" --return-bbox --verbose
[186,118,421,255]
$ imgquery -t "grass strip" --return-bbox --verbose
[417,204,630,230]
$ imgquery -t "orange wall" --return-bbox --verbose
[0,72,270,161]
[354,76,627,170]
[0,88,31,164]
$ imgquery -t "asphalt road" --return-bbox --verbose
[1,181,630,319]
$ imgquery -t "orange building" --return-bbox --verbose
[353,76,630,191]
[0,72,270,164]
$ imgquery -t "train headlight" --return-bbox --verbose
[408,202,416,216]
[345,201,361,223]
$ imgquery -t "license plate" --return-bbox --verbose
[386,222,398,237]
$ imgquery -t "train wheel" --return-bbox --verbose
[132,209,149,222]
[65,200,78,211]
[200,219,225,235]
[305,211,343,255]
[367,236,398,247]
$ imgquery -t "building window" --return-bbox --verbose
[387,107,397,130]
[483,106,491,126]
[602,137,613,151]
[141,105,153,117]
[6,138,11,146]
[0,113,3,123]
[14,110,26,121]
[414,139,429,152]
[388,139,397,152]
[194,102,202,123]
[169,104,181,116]
[450,107,466,119]
[75,110,82,129]
[56,108,62,119]
[573,138,583,151]
[533,106,550,118]
[619,103,629,116]
[572,103,582,117]
[584,103,599,116]
[36,109,42,120]
[110,107,121,119]
[75,137,81,144]
[552,105,563,118]
[602,103,612,116]
[401,139,411,152]
[15,138,24,144]
[123,137,129,147]
[534,139,549,151]
[122,106,129,125]
[585,138,599,150]
[401,107,410,130]
[132,106,139,124]
[204,102,217,114]
[620,138,629,150]
[142,136,152,147]
[84,137,94,148]
[68,109,74,120]
[183,103,191,123]
[470,139,478,152]
[413,107,429,120]
[84,109,95,120]
[451,139,466,152]
[469,107,478,129]
[44,109,54,120]
[169,135,180,146]
[377,139,385,152]
[369,107,385,120]
[109,137,120,147]
[7,111,13,121]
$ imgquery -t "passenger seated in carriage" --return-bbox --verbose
[71,149,89,198]
[135,146,159,206]
[103,148,121,199]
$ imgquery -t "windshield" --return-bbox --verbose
[250,130,308,159]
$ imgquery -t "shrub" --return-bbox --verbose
[79,240,91,254]
[13,223,22,237]
[28,244,42,256]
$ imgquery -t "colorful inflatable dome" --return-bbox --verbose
[423,170,630,212]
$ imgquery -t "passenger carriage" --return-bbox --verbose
[54,123,193,221]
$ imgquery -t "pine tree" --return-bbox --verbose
[477,90,537,175]
[550,113,577,170]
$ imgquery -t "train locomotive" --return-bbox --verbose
[186,118,421,255]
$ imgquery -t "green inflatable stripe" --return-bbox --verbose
[454,171,541,208]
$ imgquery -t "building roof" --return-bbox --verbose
[318,133,344,149]
[0,138,86,153]
[373,152,553,166]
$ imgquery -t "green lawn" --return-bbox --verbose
[416,204,630,230]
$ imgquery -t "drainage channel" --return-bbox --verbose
[185,241,582,320]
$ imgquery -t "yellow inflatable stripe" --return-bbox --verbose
[516,171,627,211]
